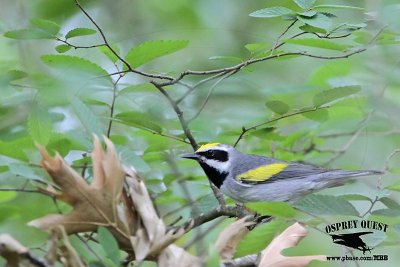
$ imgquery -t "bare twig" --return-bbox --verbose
[106,74,123,137]
[384,149,400,172]
[172,205,253,234]
[150,81,198,150]
[74,0,174,82]
[234,106,330,147]
[361,196,379,218]
[55,37,104,49]
[270,19,298,53]
[188,69,239,123]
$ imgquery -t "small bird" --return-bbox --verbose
[182,143,382,203]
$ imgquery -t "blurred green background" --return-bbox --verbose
[1,0,400,266]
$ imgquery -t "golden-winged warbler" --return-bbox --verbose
[182,143,382,203]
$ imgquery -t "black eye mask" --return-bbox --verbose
[198,150,228,162]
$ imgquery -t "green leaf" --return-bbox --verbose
[0,191,17,203]
[71,97,103,136]
[119,83,154,95]
[380,197,400,210]
[297,10,317,17]
[249,127,284,141]
[83,98,110,107]
[293,0,316,10]
[9,163,41,180]
[299,24,327,34]
[65,28,96,39]
[371,209,400,217]
[99,45,120,63]
[236,219,289,257]
[285,38,350,51]
[41,55,108,76]
[114,112,162,134]
[302,108,329,122]
[265,100,290,115]
[31,18,60,35]
[55,44,71,53]
[4,70,28,82]
[294,194,359,216]
[314,5,364,10]
[27,108,53,145]
[309,60,352,86]
[247,202,298,218]
[47,135,73,157]
[244,43,268,54]
[119,148,151,173]
[0,140,28,161]
[125,40,189,68]
[313,85,361,107]
[192,194,219,217]
[341,194,372,201]
[387,182,400,191]
[297,13,332,30]
[249,7,295,18]
[98,227,120,266]
[4,28,54,39]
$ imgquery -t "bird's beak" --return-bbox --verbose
[181,153,199,160]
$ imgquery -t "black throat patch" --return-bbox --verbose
[199,162,228,188]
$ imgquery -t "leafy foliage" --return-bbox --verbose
[124,40,189,68]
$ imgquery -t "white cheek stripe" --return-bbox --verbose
[202,158,230,173]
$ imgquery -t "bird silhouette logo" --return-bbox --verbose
[330,232,374,254]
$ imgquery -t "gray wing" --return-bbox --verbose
[233,154,380,185]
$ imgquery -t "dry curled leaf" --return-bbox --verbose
[258,222,326,267]
[28,136,131,248]
[215,216,255,261]
[126,167,200,266]
[29,136,200,265]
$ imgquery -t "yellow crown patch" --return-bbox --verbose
[196,143,221,152]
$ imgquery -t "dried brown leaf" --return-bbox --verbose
[216,217,255,260]
[258,222,326,267]
[29,137,131,248]
[126,167,200,265]
[31,137,200,265]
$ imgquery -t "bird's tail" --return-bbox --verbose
[338,169,384,178]
[314,169,383,190]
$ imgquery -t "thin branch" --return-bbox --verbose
[222,254,258,267]
[111,118,190,144]
[384,149,400,172]
[322,126,365,166]
[150,81,198,150]
[270,19,298,53]
[188,70,238,123]
[234,106,330,147]
[106,74,123,137]
[171,205,253,233]
[74,0,174,82]
[55,37,105,49]
[176,71,229,104]
[361,196,379,218]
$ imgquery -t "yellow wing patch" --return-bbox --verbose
[196,143,221,152]
[237,163,288,182]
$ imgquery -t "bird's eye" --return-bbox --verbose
[206,150,215,158]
